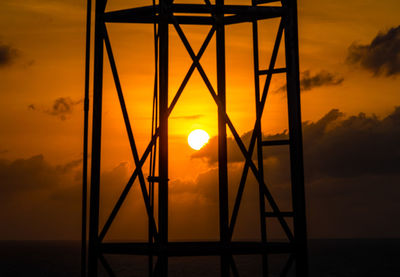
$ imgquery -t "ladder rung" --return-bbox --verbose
[262,139,289,146]
[258,68,286,75]
[265,212,294,217]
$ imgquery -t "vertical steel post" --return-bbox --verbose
[158,0,169,276]
[216,1,229,276]
[81,0,92,275]
[283,0,308,276]
[88,0,105,276]
[251,2,268,275]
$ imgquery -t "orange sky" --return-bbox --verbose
[0,0,400,240]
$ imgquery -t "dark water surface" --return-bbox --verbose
[0,240,399,276]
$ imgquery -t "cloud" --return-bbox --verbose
[0,42,19,67]
[191,135,239,164]
[194,107,400,179]
[168,163,263,241]
[192,107,400,238]
[171,114,204,120]
[0,154,226,241]
[0,155,82,239]
[300,70,344,91]
[347,25,400,76]
[302,108,400,180]
[0,155,80,201]
[277,70,344,92]
[56,158,82,173]
[0,155,135,240]
[3,108,400,240]
[28,97,82,120]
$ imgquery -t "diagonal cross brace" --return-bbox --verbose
[99,23,215,243]
[99,254,116,277]
[229,20,291,240]
[168,26,215,115]
[170,14,293,241]
[165,1,216,112]
[99,130,159,242]
[100,28,159,242]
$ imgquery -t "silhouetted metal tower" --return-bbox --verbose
[82,0,308,276]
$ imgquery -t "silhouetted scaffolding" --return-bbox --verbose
[82,0,308,276]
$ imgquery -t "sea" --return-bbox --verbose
[0,239,399,276]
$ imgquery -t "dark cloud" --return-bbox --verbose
[0,42,19,67]
[0,155,88,239]
[347,25,400,76]
[45,97,82,120]
[168,163,264,241]
[171,114,204,120]
[3,108,400,239]
[0,155,78,200]
[302,108,400,180]
[0,153,259,240]
[278,70,344,92]
[192,107,400,238]
[0,155,134,240]
[56,158,82,173]
[191,129,290,166]
[300,70,344,91]
[193,107,400,179]
[28,97,82,120]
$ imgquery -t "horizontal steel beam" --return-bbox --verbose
[100,241,294,256]
[104,4,284,25]
[265,211,294,217]
[104,15,214,25]
[258,67,287,75]
[223,13,283,25]
[262,139,290,146]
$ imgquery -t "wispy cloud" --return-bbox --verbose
[28,97,82,120]
[347,25,400,77]
[277,70,344,92]
[171,114,204,120]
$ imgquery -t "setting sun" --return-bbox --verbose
[188,129,210,150]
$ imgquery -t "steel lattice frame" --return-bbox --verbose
[83,0,308,276]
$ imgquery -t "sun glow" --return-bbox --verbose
[188,129,210,150]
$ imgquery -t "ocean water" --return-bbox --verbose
[0,240,399,276]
